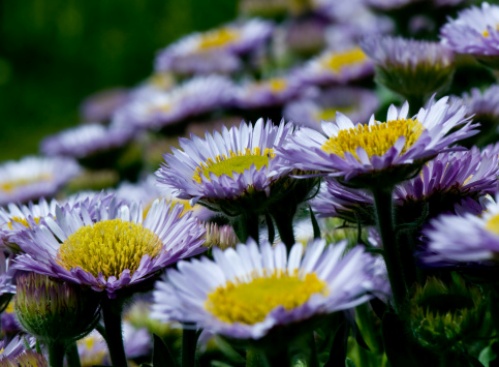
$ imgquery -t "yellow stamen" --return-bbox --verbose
[198,28,240,50]
[315,106,355,122]
[7,216,40,230]
[485,214,499,235]
[482,24,499,38]
[205,269,328,325]
[320,48,368,73]
[321,118,424,160]
[264,78,287,92]
[0,174,52,193]
[57,219,163,278]
[193,147,275,183]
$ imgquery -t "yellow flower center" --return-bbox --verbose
[198,28,240,51]
[320,48,368,73]
[78,334,107,366]
[0,174,52,193]
[315,106,355,122]
[7,216,40,230]
[57,219,163,278]
[205,269,328,325]
[193,147,275,183]
[482,24,499,38]
[321,118,424,160]
[485,214,499,235]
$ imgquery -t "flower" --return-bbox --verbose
[295,45,374,87]
[276,96,477,185]
[151,239,377,340]
[283,86,379,130]
[79,88,130,123]
[440,3,499,65]
[360,36,455,99]
[0,156,81,206]
[232,75,306,109]
[423,194,499,265]
[155,19,273,75]
[40,124,136,160]
[111,75,235,131]
[155,118,295,213]
[0,336,38,364]
[12,198,206,297]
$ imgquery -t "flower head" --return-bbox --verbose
[155,19,273,75]
[111,75,235,131]
[151,240,377,340]
[441,3,499,63]
[276,96,477,185]
[0,156,81,206]
[361,36,455,99]
[13,197,206,297]
[295,46,374,86]
[40,124,136,159]
[155,119,295,213]
[79,88,130,123]
[284,87,379,130]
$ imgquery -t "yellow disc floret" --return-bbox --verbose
[205,269,328,325]
[57,219,163,278]
[320,48,368,73]
[193,147,275,183]
[198,28,240,51]
[321,118,424,160]
[485,214,499,235]
[0,174,52,193]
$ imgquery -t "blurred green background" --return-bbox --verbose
[0,0,237,161]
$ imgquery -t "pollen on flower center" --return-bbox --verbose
[320,48,368,73]
[321,118,424,160]
[57,219,163,278]
[0,175,52,193]
[193,147,275,183]
[7,216,40,230]
[198,28,240,50]
[485,214,499,235]
[482,24,499,38]
[315,106,355,122]
[205,269,328,325]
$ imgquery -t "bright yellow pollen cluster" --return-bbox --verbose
[315,106,355,122]
[266,78,287,92]
[321,118,424,160]
[198,28,240,50]
[205,269,328,325]
[7,216,40,230]
[57,219,163,278]
[0,174,52,193]
[193,147,275,183]
[320,48,368,73]
[482,24,499,38]
[485,214,499,235]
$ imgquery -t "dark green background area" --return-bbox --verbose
[0,0,237,161]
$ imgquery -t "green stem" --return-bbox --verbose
[246,348,269,367]
[371,186,407,313]
[231,212,260,244]
[101,298,128,367]
[47,340,65,367]
[182,326,198,367]
[66,341,82,367]
[271,205,297,249]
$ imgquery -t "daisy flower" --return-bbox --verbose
[155,19,273,75]
[295,45,374,87]
[111,75,235,131]
[40,124,136,159]
[276,96,477,185]
[12,197,206,297]
[155,118,295,212]
[360,36,455,100]
[0,156,81,206]
[283,86,379,130]
[151,239,378,340]
[79,88,130,123]
[441,2,499,65]
[423,193,499,265]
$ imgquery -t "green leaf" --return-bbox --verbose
[309,206,321,239]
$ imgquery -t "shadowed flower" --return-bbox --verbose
[151,240,378,339]
[360,36,455,101]
[12,198,206,297]
[0,156,81,206]
[276,96,477,186]
[79,88,130,123]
